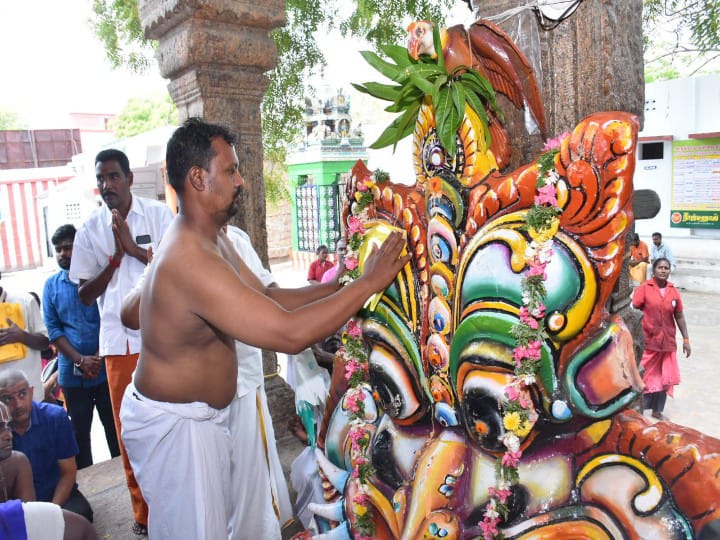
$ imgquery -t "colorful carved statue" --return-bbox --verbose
[298,19,720,540]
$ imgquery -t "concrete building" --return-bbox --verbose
[634,74,720,291]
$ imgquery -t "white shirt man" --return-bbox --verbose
[225,225,293,538]
[69,196,173,356]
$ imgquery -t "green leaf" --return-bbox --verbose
[381,44,414,68]
[452,83,465,121]
[432,23,445,71]
[409,73,436,96]
[432,74,448,103]
[463,89,493,147]
[385,85,424,113]
[460,71,500,114]
[369,100,421,150]
[352,81,402,102]
[359,50,406,82]
[434,87,459,157]
[404,62,446,79]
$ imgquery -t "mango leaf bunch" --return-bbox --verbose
[353,24,500,157]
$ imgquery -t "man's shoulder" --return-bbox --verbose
[75,206,109,239]
[44,271,66,288]
[34,400,69,421]
[136,196,173,214]
[8,450,31,466]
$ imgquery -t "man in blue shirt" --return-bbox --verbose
[0,369,93,521]
[43,224,119,469]
[650,231,676,272]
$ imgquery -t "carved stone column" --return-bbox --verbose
[138,0,297,435]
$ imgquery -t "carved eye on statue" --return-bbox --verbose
[369,344,424,421]
[413,105,466,185]
[362,319,430,426]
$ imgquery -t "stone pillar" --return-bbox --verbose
[138,0,297,434]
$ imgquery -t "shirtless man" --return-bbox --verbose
[119,118,409,539]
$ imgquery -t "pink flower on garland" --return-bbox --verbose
[513,346,529,365]
[534,183,558,207]
[488,486,512,504]
[543,131,570,151]
[348,216,365,236]
[501,449,522,468]
[505,385,520,401]
[519,394,531,408]
[344,256,359,271]
[353,493,370,506]
[526,259,547,279]
[356,181,368,192]
[479,515,500,538]
[519,307,539,329]
[346,390,365,414]
[344,359,365,382]
[346,319,362,338]
[527,340,542,361]
[348,426,366,452]
[531,303,546,318]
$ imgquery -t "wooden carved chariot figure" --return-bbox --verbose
[296,18,720,540]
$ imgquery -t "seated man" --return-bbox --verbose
[0,369,93,522]
[0,401,35,502]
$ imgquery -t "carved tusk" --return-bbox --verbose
[315,448,349,492]
[308,499,345,522]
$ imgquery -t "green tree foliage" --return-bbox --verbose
[89,0,456,203]
[91,0,155,72]
[644,0,720,80]
[89,1,455,155]
[0,110,28,130]
[110,94,178,138]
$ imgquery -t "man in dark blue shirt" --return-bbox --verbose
[43,224,119,469]
[0,369,93,521]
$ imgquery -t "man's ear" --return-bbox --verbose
[188,166,206,192]
[127,171,134,187]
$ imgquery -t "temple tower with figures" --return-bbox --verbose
[287,88,368,268]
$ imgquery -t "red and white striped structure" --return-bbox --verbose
[0,167,73,272]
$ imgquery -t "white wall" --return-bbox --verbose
[636,75,720,261]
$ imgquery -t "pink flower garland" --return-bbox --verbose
[479,134,567,539]
[338,172,378,539]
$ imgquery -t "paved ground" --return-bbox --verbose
[4,264,720,537]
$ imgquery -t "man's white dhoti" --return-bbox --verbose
[228,385,292,540]
[23,501,64,540]
[120,382,233,540]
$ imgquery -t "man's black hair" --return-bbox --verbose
[316,244,328,254]
[51,224,76,246]
[165,118,236,194]
[95,149,131,176]
[652,231,662,239]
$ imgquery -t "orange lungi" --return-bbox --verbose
[105,350,148,526]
